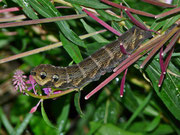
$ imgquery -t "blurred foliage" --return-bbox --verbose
[0,0,180,135]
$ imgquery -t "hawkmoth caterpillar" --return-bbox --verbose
[31,26,152,90]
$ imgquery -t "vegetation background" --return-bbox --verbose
[0,0,180,135]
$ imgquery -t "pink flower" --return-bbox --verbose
[12,70,27,92]
[30,99,43,113]
[43,88,52,95]
[42,88,62,95]
[26,75,37,94]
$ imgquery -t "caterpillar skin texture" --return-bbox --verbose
[31,26,152,90]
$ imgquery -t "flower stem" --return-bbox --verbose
[25,89,76,99]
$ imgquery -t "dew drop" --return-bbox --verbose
[23,0,29,7]
[115,77,120,82]
[3,4,7,8]
[166,0,173,4]
[111,111,115,114]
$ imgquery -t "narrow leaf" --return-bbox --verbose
[13,114,33,135]
[145,114,161,132]
[41,101,56,129]
[123,91,153,129]
[97,123,142,135]
[60,34,83,64]
[0,107,14,134]
[81,19,109,43]
[74,92,85,117]
[57,97,70,134]
[28,0,85,47]
[145,59,180,120]
[14,0,38,19]
[64,0,111,9]
[96,9,124,21]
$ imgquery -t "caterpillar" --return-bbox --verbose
[30,26,152,90]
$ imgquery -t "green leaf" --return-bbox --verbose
[28,0,53,17]
[145,114,161,132]
[150,20,166,32]
[94,90,121,124]
[20,37,30,52]
[111,22,125,33]
[145,59,180,120]
[141,101,159,117]
[127,121,147,133]
[74,91,85,118]
[2,0,7,5]
[28,0,85,47]
[30,115,57,134]
[173,0,180,6]
[10,46,45,66]
[13,114,33,135]
[111,81,140,114]
[41,101,56,129]
[81,19,109,43]
[121,84,139,113]
[95,123,142,135]
[123,91,153,129]
[113,81,139,112]
[162,14,180,31]
[167,61,180,76]
[64,0,111,9]
[60,34,83,64]
[87,121,102,135]
[149,124,174,135]
[74,4,109,43]
[97,9,125,21]
[0,107,14,134]
[13,0,38,19]
[129,122,174,135]
[0,39,12,48]
[106,100,121,124]
[37,0,59,16]
[57,97,70,134]
[172,57,180,68]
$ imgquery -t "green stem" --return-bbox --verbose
[25,89,76,99]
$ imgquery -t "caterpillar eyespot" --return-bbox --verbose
[52,74,59,82]
[40,72,47,79]
[31,26,152,90]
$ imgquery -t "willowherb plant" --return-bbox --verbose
[12,70,27,92]
[0,0,180,134]
[9,0,179,108]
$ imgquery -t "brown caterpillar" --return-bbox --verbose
[31,26,152,90]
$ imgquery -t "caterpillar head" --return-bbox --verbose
[30,64,61,87]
